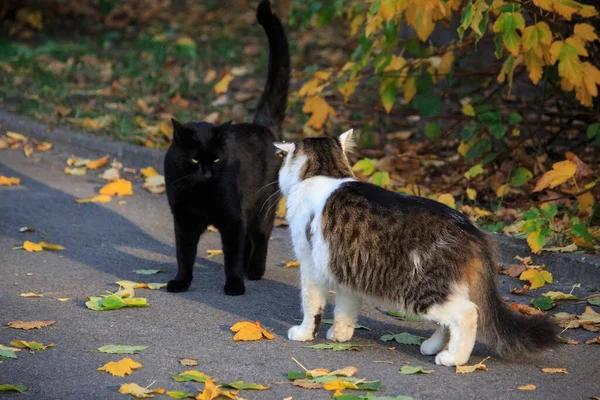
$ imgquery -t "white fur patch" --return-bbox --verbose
[411,251,422,278]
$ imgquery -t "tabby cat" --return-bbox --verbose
[164,0,289,296]
[274,131,556,366]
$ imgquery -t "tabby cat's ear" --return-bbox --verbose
[338,129,355,154]
[273,142,295,154]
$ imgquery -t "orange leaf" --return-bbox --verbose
[0,176,21,186]
[97,357,142,377]
[518,384,536,391]
[230,320,275,341]
[533,160,577,192]
[99,179,133,196]
[302,96,337,130]
[86,155,110,170]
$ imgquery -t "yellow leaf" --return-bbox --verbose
[466,188,477,201]
[438,47,455,76]
[175,37,196,48]
[97,357,142,377]
[350,13,364,37]
[518,384,536,391]
[577,192,595,216]
[119,383,165,399]
[578,306,600,324]
[302,96,337,130]
[25,10,43,30]
[322,379,358,392]
[55,105,71,117]
[204,70,217,84]
[541,367,568,374]
[230,320,275,341]
[197,381,237,400]
[76,195,112,203]
[573,23,598,43]
[276,197,287,218]
[406,2,435,41]
[403,77,417,103]
[64,167,87,176]
[533,160,577,192]
[99,179,133,196]
[437,193,456,209]
[180,357,199,366]
[525,50,544,85]
[39,242,65,251]
[140,166,158,178]
[6,131,27,141]
[455,357,490,374]
[306,368,331,378]
[82,118,104,130]
[520,269,553,289]
[214,74,233,95]
[338,79,359,103]
[23,241,43,252]
[206,249,223,258]
[159,122,172,138]
[20,292,42,298]
[0,176,21,186]
[284,261,300,268]
[36,142,53,151]
[10,340,54,350]
[329,366,359,377]
[526,230,544,253]
[86,155,110,170]
[496,184,509,198]
[581,62,600,99]
[532,0,554,12]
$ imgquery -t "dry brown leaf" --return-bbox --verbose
[97,357,142,377]
[292,379,322,389]
[306,368,330,378]
[557,335,579,345]
[7,320,55,330]
[36,142,53,151]
[541,367,568,374]
[180,357,199,366]
[455,356,490,374]
[510,285,530,295]
[66,155,91,167]
[330,366,358,377]
[6,131,27,142]
[585,336,600,344]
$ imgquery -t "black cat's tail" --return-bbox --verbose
[470,238,559,357]
[253,0,290,138]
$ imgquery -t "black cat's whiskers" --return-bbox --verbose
[258,188,282,216]
[263,193,282,221]
[256,180,278,194]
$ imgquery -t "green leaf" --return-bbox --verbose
[371,172,390,187]
[489,124,506,139]
[424,122,441,141]
[380,332,424,345]
[478,111,501,125]
[588,123,600,139]
[305,343,374,351]
[166,391,195,399]
[457,3,474,43]
[412,91,440,118]
[287,371,307,380]
[352,158,376,176]
[530,296,555,311]
[588,297,600,306]
[172,370,214,383]
[493,12,525,56]
[508,112,522,125]
[0,384,27,393]
[464,164,484,179]
[379,78,397,113]
[386,311,426,322]
[543,291,578,301]
[219,381,270,390]
[321,319,370,330]
[96,345,149,354]
[497,3,521,13]
[398,365,434,375]
[132,269,164,275]
[465,138,491,160]
[98,294,127,310]
[460,121,480,141]
[511,167,533,187]
[356,380,383,391]
[572,224,594,244]
[86,293,148,311]
[0,345,19,359]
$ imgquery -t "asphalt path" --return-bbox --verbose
[1,143,599,400]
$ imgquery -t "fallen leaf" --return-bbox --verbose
[20,292,42,298]
[284,260,300,268]
[230,320,275,341]
[6,131,27,141]
[6,320,55,330]
[557,335,579,345]
[530,296,555,311]
[64,167,87,176]
[205,112,220,123]
[99,179,133,196]
[219,381,270,390]
[137,99,151,113]
[323,379,358,394]
[19,226,36,233]
[197,381,238,400]
[99,167,120,181]
[66,155,91,167]
[203,70,217,83]
[76,194,112,203]
[0,176,21,186]
[518,384,536,391]
[291,379,322,389]
[55,105,71,117]
[180,357,199,367]
[585,336,600,344]
[97,357,142,377]
[86,292,148,311]
[509,302,544,316]
[214,74,233,95]
[504,264,527,277]
[97,345,149,354]
[533,160,577,192]
[86,155,110,170]
[0,344,21,359]
[133,269,164,275]
[57,298,70,302]
[520,269,553,289]
[398,365,434,375]
[541,367,567,374]
[588,297,600,306]
[380,332,424,345]
[305,343,373,351]
[578,306,600,325]
[9,340,54,351]
[140,166,158,178]
[166,391,195,399]
[172,370,215,383]
[510,285,530,295]
[142,174,166,194]
[21,241,41,252]
[39,241,65,251]
[0,384,27,393]
[36,142,53,151]
[306,368,331,378]
[321,319,370,330]
[206,249,223,258]
[207,225,218,232]
[329,366,359,377]
[119,383,164,398]
[455,357,490,374]
[543,291,578,301]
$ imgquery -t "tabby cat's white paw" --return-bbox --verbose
[288,325,314,341]
[434,350,459,366]
[326,324,354,342]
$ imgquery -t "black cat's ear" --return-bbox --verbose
[171,118,184,132]
[216,120,233,133]
[171,118,189,144]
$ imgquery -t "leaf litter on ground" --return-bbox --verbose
[171,370,215,383]
[15,240,64,252]
[0,344,21,359]
[86,288,148,311]
[133,269,164,275]
[179,357,199,366]
[116,280,166,290]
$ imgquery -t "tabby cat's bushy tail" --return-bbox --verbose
[253,0,290,138]
[474,241,558,356]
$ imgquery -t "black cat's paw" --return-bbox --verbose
[167,279,191,293]
[224,280,245,296]
[246,269,265,281]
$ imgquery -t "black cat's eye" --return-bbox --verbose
[213,159,220,163]
[277,152,285,158]
[191,158,199,164]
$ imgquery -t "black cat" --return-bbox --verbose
[164,0,289,296]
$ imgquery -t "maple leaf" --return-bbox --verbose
[172,370,215,383]
[493,12,525,56]
[97,357,142,377]
[520,269,553,289]
[6,320,55,330]
[9,340,54,351]
[197,381,238,400]
[302,96,337,130]
[119,383,164,398]
[455,356,490,373]
[86,155,110,170]
[230,320,275,341]
[533,160,577,192]
[214,74,233,95]
[0,176,21,186]
[549,40,583,87]
[76,194,112,203]
[99,179,133,196]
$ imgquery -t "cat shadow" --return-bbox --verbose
[0,162,490,364]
